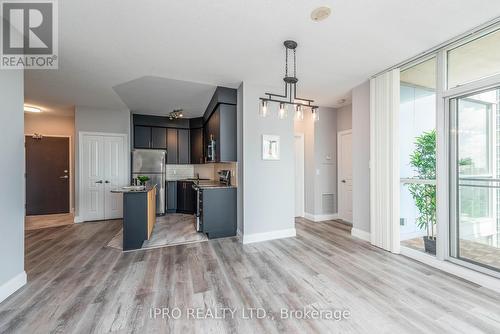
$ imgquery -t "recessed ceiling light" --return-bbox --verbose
[311,6,331,22]
[24,106,42,113]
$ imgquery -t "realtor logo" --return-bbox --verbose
[1,0,58,69]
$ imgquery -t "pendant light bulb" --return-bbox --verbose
[312,108,319,121]
[260,100,269,117]
[295,105,304,120]
[278,103,287,119]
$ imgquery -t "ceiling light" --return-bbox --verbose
[278,103,287,119]
[259,40,318,120]
[168,109,184,120]
[24,106,42,113]
[311,6,331,22]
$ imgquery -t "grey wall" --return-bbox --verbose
[336,104,352,132]
[0,70,25,291]
[241,82,295,235]
[74,107,131,217]
[352,81,371,233]
[294,110,315,214]
[294,107,339,216]
[314,107,337,215]
[237,83,244,235]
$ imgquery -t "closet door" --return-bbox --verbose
[103,135,126,219]
[81,134,105,221]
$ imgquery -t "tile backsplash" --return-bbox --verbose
[167,163,238,186]
[166,165,194,180]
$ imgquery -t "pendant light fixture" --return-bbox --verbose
[259,40,319,121]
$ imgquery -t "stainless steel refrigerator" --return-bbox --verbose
[132,149,166,215]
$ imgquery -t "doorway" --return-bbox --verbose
[25,135,70,215]
[337,130,353,222]
[449,86,500,272]
[294,134,305,217]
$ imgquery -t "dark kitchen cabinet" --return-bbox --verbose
[178,129,190,164]
[166,129,190,164]
[134,126,167,149]
[167,181,177,212]
[177,181,196,213]
[151,127,167,149]
[204,104,236,162]
[166,128,178,164]
[190,128,203,164]
[134,126,151,149]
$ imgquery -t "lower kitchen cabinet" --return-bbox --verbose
[199,188,236,239]
[177,181,196,214]
[167,181,177,212]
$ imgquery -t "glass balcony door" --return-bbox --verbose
[449,86,500,272]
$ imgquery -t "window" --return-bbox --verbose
[448,28,500,88]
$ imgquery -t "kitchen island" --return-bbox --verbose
[111,185,156,251]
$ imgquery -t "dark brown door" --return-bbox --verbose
[25,136,70,215]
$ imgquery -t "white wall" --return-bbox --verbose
[74,107,131,218]
[294,110,316,214]
[241,82,295,241]
[352,81,371,233]
[336,104,352,132]
[0,70,26,302]
[314,107,337,215]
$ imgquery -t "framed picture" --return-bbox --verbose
[262,135,280,160]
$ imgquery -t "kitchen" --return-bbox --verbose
[111,86,238,251]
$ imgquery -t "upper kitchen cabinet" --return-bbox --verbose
[134,126,151,149]
[203,87,237,162]
[133,126,166,149]
[151,127,167,149]
[190,127,204,164]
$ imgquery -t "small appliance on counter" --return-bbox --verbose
[218,170,231,186]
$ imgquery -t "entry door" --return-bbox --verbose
[81,133,126,221]
[338,131,353,222]
[25,136,70,215]
[294,135,305,217]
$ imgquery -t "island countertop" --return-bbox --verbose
[111,185,156,193]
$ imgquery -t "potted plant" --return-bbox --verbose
[137,175,150,186]
[407,130,436,254]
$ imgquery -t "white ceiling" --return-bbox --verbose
[114,77,216,118]
[24,0,500,116]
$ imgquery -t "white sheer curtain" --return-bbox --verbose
[369,69,400,253]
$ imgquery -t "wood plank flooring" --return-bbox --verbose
[1,218,500,333]
[106,214,208,251]
[25,213,74,231]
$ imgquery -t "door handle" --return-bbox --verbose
[105,180,110,184]
[341,180,346,183]
[95,180,103,184]
[59,175,69,179]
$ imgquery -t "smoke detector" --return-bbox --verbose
[311,6,331,22]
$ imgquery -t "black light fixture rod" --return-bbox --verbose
[259,97,317,109]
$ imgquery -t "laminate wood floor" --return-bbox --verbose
[25,213,74,231]
[1,218,500,333]
[106,214,208,251]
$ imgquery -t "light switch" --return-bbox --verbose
[316,169,320,176]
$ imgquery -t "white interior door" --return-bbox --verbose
[81,135,105,221]
[104,136,126,220]
[294,134,305,217]
[338,130,353,222]
[80,133,127,222]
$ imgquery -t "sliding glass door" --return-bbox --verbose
[450,86,500,272]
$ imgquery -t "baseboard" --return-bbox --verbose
[303,212,339,222]
[242,228,296,244]
[351,228,371,242]
[74,216,84,223]
[0,271,27,304]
